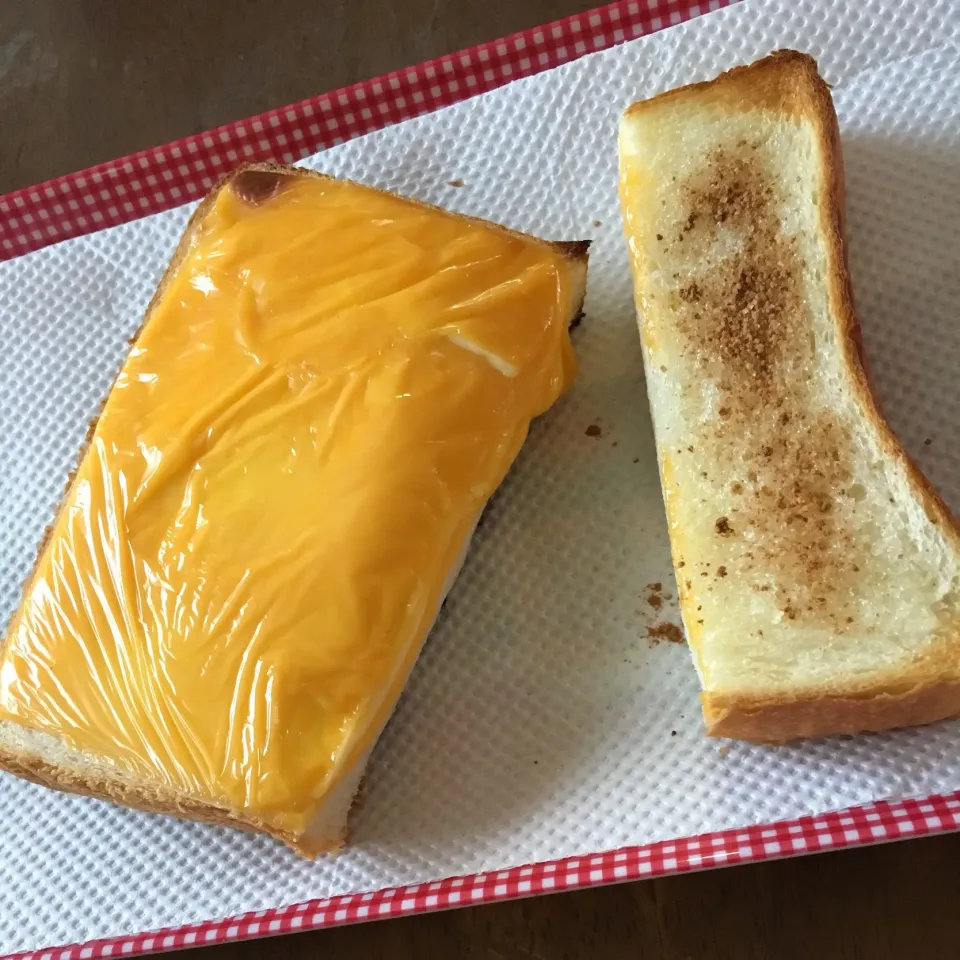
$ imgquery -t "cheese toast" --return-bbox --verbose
[0,164,589,854]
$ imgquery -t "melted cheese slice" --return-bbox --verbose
[0,170,581,836]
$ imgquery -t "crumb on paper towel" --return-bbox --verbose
[593,219,602,227]
[585,423,603,438]
[647,623,684,644]
[645,580,664,610]
[447,178,465,187]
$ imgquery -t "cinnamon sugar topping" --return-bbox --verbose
[664,142,859,628]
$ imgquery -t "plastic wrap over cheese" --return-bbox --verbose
[0,168,583,837]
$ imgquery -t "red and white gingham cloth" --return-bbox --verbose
[4,1,959,957]
[10,793,960,958]
[0,0,727,261]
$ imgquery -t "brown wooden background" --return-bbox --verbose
[2,2,958,956]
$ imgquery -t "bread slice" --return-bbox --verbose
[618,51,960,743]
[0,163,588,854]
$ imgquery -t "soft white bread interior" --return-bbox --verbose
[0,164,589,856]
[619,51,960,742]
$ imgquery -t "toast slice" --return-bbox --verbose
[0,164,588,854]
[618,51,960,742]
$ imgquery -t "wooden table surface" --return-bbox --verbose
[2,2,958,957]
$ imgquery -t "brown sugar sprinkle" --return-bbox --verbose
[674,146,801,394]
[663,140,861,630]
[647,623,684,644]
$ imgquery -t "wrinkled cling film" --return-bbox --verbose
[0,168,585,839]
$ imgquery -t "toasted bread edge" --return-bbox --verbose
[703,679,960,743]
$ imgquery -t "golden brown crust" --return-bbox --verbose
[624,50,825,122]
[704,681,960,743]
[810,67,960,549]
[0,162,589,849]
[630,51,960,742]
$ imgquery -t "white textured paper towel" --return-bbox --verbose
[2,0,960,952]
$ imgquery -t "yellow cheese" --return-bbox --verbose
[0,170,581,836]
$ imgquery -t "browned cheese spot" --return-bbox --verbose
[231,168,297,205]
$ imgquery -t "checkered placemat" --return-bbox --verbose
[0,0,728,261]
[12,793,960,958]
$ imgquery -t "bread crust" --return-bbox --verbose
[703,619,960,742]
[703,680,960,743]
[0,164,589,851]
[626,51,960,742]
[0,739,321,854]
